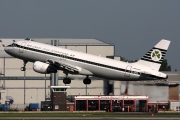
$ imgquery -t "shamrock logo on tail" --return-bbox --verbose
[151,49,162,61]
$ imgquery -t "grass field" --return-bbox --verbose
[0,111,179,116]
[0,112,179,120]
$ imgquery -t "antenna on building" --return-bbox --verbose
[25,38,34,41]
[25,38,30,40]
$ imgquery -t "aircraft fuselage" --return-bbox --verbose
[4,40,168,81]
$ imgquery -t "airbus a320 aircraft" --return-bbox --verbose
[4,39,170,84]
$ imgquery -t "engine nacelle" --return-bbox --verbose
[33,61,57,74]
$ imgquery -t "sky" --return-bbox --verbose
[0,0,180,71]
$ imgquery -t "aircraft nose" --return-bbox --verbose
[4,46,10,53]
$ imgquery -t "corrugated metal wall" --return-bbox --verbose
[169,85,179,100]
[121,83,169,102]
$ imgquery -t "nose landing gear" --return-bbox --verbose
[21,61,28,71]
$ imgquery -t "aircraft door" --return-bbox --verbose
[124,65,132,77]
[60,53,66,61]
[19,42,26,53]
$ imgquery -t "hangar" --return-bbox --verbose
[0,38,120,106]
[0,38,180,111]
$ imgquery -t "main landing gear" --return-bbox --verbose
[63,77,71,84]
[63,73,71,84]
[21,61,28,71]
[63,75,92,85]
[83,76,91,85]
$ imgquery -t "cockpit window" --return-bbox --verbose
[14,43,16,47]
[7,43,16,47]
[7,44,12,47]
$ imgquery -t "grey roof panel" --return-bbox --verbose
[0,38,112,57]
[0,38,111,45]
[32,38,110,45]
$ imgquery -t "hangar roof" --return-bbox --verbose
[0,38,111,46]
[33,38,111,45]
[0,38,112,57]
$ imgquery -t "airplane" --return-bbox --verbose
[4,39,170,84]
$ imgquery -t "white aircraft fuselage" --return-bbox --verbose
[4,40,169,82]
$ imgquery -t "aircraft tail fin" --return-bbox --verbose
[136,39,171,71]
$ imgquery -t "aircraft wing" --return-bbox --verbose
[47,59,93,75]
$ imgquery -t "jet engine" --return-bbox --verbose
[33,61,57,74]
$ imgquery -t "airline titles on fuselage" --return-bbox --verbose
[26,44,75,58]
[25,44,141,76]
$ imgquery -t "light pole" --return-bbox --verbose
[86,84,87,95]
[0,73,5,88]
[3,57,5,89]
[0,73,5,104]
[24,70,26,105]
[44,74,46,101]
